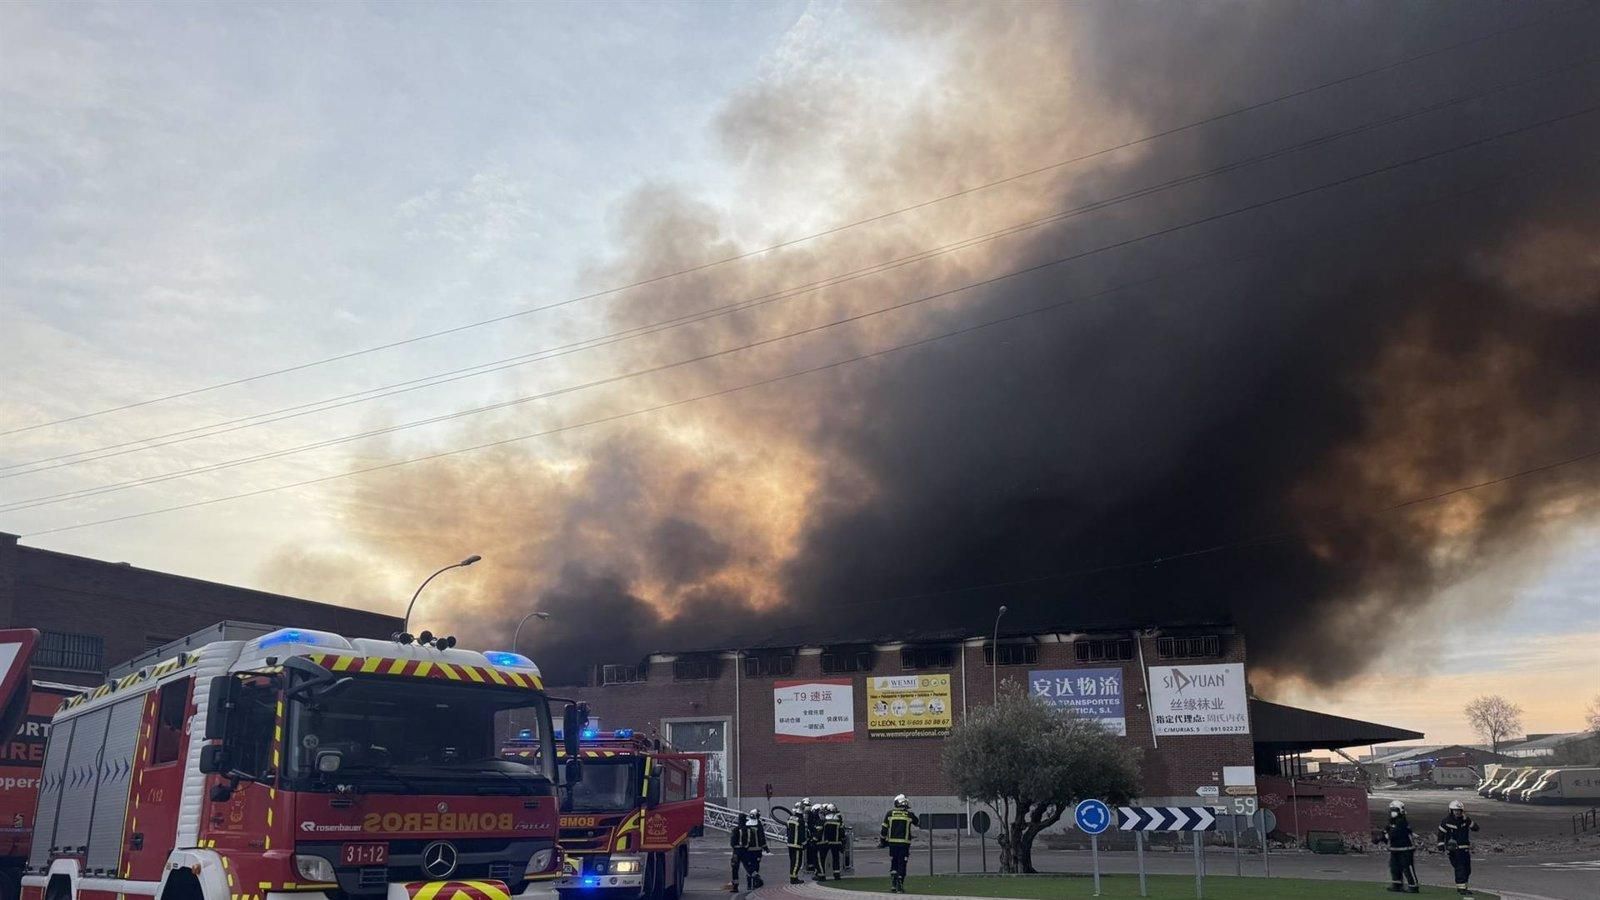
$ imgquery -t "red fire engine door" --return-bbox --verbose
[639,753,707,851]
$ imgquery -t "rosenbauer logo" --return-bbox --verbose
[300,821,363,833]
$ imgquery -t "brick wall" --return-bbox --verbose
[565,630,1255,822]
[1,533,401,686]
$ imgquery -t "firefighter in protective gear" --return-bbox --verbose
[1375,799,1419,893]
[880,795,919,894]
[786,801,810,884]
[729,812,768,891]
[1437,800,1480,896]
[820,803,846,881]
[805,799,825,878]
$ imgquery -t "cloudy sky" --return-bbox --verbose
[3,1,1596,745]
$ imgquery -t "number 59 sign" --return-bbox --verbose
[1221,796,1257,815]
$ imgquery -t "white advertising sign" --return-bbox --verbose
[1148,663,1250,736]
[774,679,855,743]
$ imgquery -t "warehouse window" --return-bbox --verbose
[672,655,721,681]
[1075,639,1134,662]
[742,653,795,678]
[900,646,954,670]
[600,663,647,685]
[1157,635,1221,659]
[983,643,1038,667]
[820,646,874,674]
[35,630,104,673]
[151,680,190,765]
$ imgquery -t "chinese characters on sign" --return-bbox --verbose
[1028,668,1127,736]
[773,679,854,743]
[866,675,952,738]
[1147,663,1249,735]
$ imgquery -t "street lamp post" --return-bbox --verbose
[991,605,1008,702]
[512,610,551,653]
[401,555,482,635]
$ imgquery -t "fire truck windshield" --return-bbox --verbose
[567,758,639,812]
[285,674,556,793]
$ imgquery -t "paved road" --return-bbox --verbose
[677,836,1599,900]
[1368,787,1591,840]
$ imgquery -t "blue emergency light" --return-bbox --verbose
[258,628,318,650]
[581,728,598,740]
[615,729,634,738]
[484,650,534,667]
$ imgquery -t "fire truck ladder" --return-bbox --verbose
[703,801,787,845]
[702,802,853,873]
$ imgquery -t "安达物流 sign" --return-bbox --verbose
[1029,668,1126,736]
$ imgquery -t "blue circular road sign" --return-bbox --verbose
[1074,799,1112,835]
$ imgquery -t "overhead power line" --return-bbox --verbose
[1,2,1585,439]
[8,50,1590,479]
[12,102,1595,534]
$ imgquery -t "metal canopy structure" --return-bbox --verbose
[1251,699,1422,754]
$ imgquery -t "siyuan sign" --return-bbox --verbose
[1147,663,1249,736]
[774,679,854,743]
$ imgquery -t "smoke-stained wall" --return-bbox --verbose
[266,1,1600,690]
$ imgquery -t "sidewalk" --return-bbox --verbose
[748,871,1565,900]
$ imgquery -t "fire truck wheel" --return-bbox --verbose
[159,870,204,900]
[42,877,69,900]
[0,870,19,900]
[661,850,679,900]
[641,853,660,900]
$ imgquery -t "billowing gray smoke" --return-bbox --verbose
[271,1,1600,688]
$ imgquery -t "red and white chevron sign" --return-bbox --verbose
[1117,806,1216,832]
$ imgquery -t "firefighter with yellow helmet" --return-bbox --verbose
[880,794,919,893]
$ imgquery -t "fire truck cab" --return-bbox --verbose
[501,730,704,900]
[22,627,566,900]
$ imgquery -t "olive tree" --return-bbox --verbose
[942,687,1140,873]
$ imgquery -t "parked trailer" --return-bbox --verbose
[1489,767,1538,800]
[1431,766,1479,788]
[1514,769,1563,803]
[1522,768,1600,804]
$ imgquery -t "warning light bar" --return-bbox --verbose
[484,650,536,668]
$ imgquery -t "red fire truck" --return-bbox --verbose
[501,729,705,900]
[0,631,77,900]
[13,625,590,900]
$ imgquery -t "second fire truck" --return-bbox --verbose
[501,729,705,900]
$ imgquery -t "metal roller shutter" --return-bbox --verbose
[51,705,110,855]
[86,698,145,874]
[26,716,75,871]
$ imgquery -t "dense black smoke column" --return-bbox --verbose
[269,1,1600,687]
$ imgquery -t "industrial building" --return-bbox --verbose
[564,618,1420,839]
[0,532,401,685]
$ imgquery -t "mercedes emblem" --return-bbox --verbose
[421,840,458,879]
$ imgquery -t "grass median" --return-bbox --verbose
[820,874,1499,899]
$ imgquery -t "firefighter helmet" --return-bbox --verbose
[1449,800,1465,811]
[894,793,908,808]
[1389,800,1405,812]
